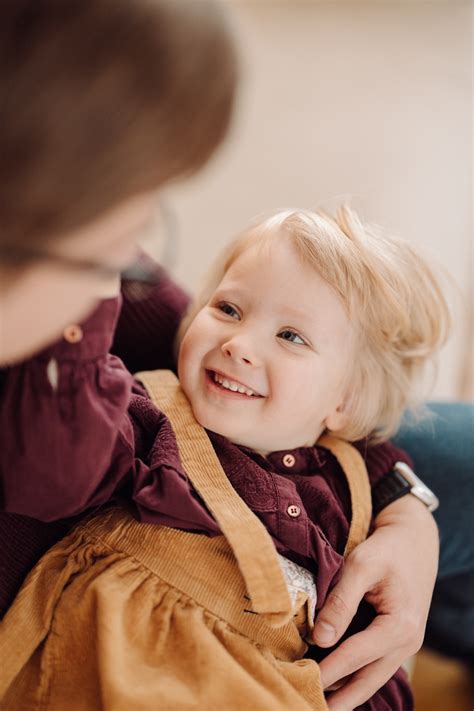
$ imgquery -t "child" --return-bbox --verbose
[0,207,448,710]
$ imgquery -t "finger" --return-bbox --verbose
[313,556,377,647]
[318,616,400,690]
[325,653,402,711]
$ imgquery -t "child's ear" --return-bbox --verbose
[324,400,350,433]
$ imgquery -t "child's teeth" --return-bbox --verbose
[213,372,256,396]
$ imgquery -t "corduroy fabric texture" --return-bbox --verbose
[0,370,372,710]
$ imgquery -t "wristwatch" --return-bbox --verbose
[372,461,439,517]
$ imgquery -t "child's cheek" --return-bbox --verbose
[176,336,190,383]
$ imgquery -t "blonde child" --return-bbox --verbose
[0,207,448,710]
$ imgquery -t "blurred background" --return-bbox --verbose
[160,0,472,402]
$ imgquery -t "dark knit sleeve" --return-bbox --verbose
[0,297,136,521]
[0,513,70,616]
[112,261,190,374]
[354,667,413,710]
[353,439,414,489]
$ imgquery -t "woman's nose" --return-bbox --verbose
[221,337,257,366]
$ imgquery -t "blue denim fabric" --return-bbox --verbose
[394,402,474,659]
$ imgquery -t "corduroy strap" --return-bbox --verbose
[137,370,294,626]
[317,434,372,557]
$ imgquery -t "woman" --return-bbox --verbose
[0,2,472,709]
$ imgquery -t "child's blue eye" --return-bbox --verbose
[218,302,240,319]
[277,329,306,345]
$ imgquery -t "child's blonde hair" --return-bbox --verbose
[180,207,450,443]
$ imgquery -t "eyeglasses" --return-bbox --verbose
[0,200,178,301]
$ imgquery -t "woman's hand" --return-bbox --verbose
[313,495,439,710]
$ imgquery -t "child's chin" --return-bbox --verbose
[190,408,227,438]
[197,417,243,445]
[189,404,256,447]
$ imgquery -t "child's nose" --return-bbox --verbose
[221,337,257,366]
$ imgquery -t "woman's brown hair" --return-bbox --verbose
[0,0,237,250]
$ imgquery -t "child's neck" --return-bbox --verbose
[237,435,322,459]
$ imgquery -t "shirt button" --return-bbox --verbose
[63,324,83,343]
[282,453,296,468]
[287,504,301,518]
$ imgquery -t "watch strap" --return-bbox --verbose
[372,468,412,517]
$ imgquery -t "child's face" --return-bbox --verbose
[178,239,355,454]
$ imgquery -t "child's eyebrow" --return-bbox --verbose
[211,286,241,301]
[278,305,313,323]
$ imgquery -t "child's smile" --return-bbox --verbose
[178,238,355,455]
[205,368,265,398]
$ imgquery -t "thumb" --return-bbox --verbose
[313,562,369,647]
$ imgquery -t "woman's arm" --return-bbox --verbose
[314,494,438,710]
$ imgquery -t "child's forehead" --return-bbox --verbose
[221,235,335,299]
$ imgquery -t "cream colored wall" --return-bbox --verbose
[165,1,472,400]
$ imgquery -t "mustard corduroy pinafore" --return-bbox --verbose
[0,370,372,710]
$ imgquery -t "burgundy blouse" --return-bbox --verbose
[0,266,189,613]
[0,268,413,710]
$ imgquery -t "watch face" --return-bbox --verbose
[393,462,439,512]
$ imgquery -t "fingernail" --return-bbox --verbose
[314,620,336,644]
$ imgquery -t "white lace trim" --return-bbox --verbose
[277,554,317,627]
